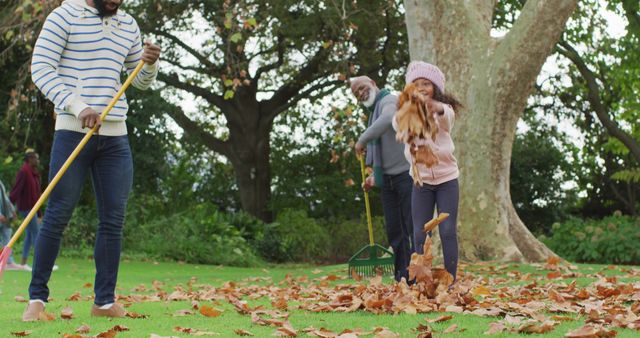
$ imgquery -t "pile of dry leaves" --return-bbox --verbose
[11,236,640,337]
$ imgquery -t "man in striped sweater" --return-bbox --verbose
[22,0,161,321]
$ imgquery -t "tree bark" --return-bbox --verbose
[405,0,577,262]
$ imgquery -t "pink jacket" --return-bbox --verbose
[393,104,459,185]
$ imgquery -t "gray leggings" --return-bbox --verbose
[412,178,459,280]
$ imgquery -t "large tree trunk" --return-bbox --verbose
[404,0,577,262]
[229,126,273,222]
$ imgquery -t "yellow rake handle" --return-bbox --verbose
[7,61,146,249]
[359,155,375,246]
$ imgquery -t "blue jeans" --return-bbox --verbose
[380,171,414,282]
[29,130,133,305]
[412,179,459,281]
[1,225,16,264]
[18,210,39,262]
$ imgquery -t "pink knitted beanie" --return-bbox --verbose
[405,61,445,93]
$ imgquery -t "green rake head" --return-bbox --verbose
[347,244,395,278]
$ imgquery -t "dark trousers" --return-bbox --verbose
[412,178,459,281]
[381,171,414,281]
[29,130,133,305]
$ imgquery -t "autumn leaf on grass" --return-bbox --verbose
[443,324,459,334]
[272,297,288,310]
[61,306,74,320]
[76,324,91,334]
[83,282,92,288]
[173,309,195,317]
[67,292,82,301]
[125,311,148,319]
[234,329,255,336]
[61,334,87,338]
[517,320,557,334]
[484,322,506,335]
[274,321,298,337]
[149,335,179,338]
[14,295,27,302]
[200,304,223,317]
[372,327,399,338]
[174,326,219,336]
[95,330,116,338]
[564,324,617,338]
[426,315,452,323]
[112,325,129,332]
[415,324,433,338]
[10,331,31,337]
[471,285,491,297]
[303,327,340,337]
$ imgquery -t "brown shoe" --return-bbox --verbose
[22,301,45,322]
[90,303,127,318]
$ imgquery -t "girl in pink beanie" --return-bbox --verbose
[393,61,462,286]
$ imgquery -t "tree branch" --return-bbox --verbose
[260,46,331,120]
[253,34,285,81]
[557,41,640,163]
[164,104,232,158]
[153,29,221,73]
[157,72,226,110]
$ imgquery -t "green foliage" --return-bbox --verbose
[60,196,261,266]
[542,215,640,264]
[510,109,579,234]
[322,215,388,263]
[254,209,329,263]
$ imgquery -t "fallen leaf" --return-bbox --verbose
[76,324,91,334]
[173,309,195,317]
[126,311,149,319]
[200,305,223,317]
[234,329,255,336]
[67,292,82,301]
[174,326,219,336]
[10,331,31,337]
[484,322,506,334]
[61,306,74,320]
[565,324,617,337]
[427,315,452,323]
[14,295,27,302]
[443,324,458,333]
[112,325,129,332]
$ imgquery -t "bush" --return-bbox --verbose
[542,215,640,264]
[322,215,389,263]
[57,196,262,266]
[255,209,330,263]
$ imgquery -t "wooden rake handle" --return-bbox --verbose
[359,155,375,246]
[7,61,146,248]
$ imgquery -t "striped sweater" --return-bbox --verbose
[31,0,158,136]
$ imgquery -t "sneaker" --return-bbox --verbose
[90,303,127,318]
[5,263,24,271]
[20,264,32,272]
[22,301,45,322]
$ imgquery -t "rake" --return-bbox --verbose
[347,155,395,278]
[0,61,146,278]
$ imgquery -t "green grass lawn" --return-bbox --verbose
[1,258,639,337]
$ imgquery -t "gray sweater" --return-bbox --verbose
[358,94,410,175]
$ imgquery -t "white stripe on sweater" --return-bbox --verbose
[31,1,158,136]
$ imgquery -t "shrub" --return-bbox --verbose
[322,215,389,263]
[255,209,330,262]
[542,215,640,264]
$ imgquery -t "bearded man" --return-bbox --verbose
[22,0,161,321]
[351,76,414,282]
